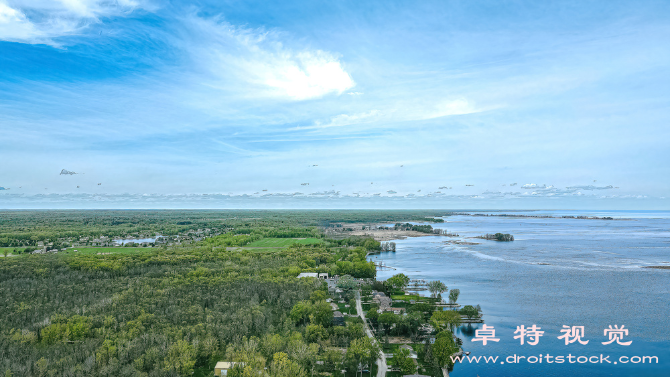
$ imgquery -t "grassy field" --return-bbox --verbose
[0,247,19,257]
[391,294,423,301]
[245,237,322,247]
[225,247,287,254]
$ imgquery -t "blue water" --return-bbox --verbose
[371,210,670,376]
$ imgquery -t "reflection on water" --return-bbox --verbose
[457,324,479,338]
[371,211,670,376]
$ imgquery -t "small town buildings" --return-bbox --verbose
[214,361,243,376]
[372,291,392,311]
[389,307,406,315]
[297,272,329,279]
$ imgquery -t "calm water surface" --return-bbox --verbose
[370,210,670,376]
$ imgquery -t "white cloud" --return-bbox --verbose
[0,2,43,43]
[260,50,355,100]
[425,98,479,119]
[183,16,355,101]
[377,97,484,125]
[289,110,379,131]
[0,0,146,45]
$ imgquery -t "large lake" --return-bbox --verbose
[370,210,670,376]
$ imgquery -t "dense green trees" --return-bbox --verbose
[427,280,447,298]
[448,289,460,304]
[386,273,410,291]
[0,210,463,376]
[480,233,514,241]
[0,241,360,376]
[432,331,460,369]
[270,352,307,377]
[394,223,434,233]
[459,305,480,320]
[378,312,396,335]
[391,348,416,375]
[336,275,358,291]
[430,310,461,332]
[345,337,379,376]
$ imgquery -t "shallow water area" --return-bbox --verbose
[371,210,670,376]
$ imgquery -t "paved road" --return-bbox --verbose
[356,291,387,377]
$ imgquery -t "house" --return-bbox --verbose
[333,311,345,326]
[372,291,392,310]
[318,273,329,279]
[388,307,406,315]
[214,361,244,376]
[297,272,318,278]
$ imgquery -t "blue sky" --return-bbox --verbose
[0,0,669,209]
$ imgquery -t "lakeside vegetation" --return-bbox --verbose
[392,223,435,233]
[0,210,478,377]
[477,233,515,242]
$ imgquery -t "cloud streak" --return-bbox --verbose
[181,15,355,101]
[0,0,147,46]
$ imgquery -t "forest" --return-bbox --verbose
[0,210,455,377]
[0,210,451,249]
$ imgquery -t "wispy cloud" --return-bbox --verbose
[0,0,148,46]
[422,98,481,119]
[181,15,355,101]
[288,110,380,131]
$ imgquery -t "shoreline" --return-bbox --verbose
[454,212,629,220]
[329,227,448,241]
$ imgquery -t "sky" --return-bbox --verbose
[0,0,669,209]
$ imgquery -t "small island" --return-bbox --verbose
[476,233,515,241]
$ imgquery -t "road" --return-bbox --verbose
[356,291,387,377]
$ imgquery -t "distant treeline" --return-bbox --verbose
[0,210,450,248]
[393,223,434,233]
[457,213,618,220]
